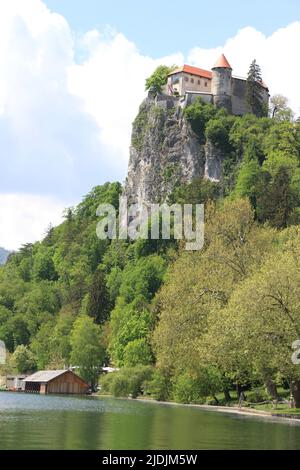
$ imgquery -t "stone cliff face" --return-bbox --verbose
[124,93,223,204]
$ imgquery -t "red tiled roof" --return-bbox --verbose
[168,59,269,90]
[168,64,212,80]
[213,54,232,69]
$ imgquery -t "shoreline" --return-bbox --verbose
[2,389,300,424]
[130,397,300,424]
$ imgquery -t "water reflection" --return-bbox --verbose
[0,393,300,450]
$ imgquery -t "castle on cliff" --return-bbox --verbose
[166,54,269,115]
[124,55,270,205]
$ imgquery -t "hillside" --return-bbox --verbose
[1,96,300,404]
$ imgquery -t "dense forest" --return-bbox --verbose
[1,92,300,406]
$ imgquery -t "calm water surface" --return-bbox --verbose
[0,392,300,450]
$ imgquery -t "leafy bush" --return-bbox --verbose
[184,99,217,140]
[11,345,36,374]
[99,366,154,399]
[205,117,232,149]
[143,368,172,401]
[169,178,220,205]
[172,368,224,405]
[145,65,176,95]
[98,372,114,394]
[123,338,153,367]
[234,159,260,199]
[111,375,132,398]
[245,389,270,404]
[172,373,205,404]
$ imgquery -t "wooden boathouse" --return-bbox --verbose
[23,370,89,395]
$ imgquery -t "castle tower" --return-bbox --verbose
[211,54,232,114]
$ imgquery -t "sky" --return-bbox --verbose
[1,0,300,250]
[45,0,300,57]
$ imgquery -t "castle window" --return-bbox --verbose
[205,82,208,87]
[185,76,189,82]
[198,80,201,85]
[191,78,194,83]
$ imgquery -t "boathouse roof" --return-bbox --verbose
[23,370,70,383]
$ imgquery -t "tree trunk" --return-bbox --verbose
[213,396,219,405]
[223,388,232,402]
[291,381,300,408]
[265,379,278,401]
[236,383,242,399]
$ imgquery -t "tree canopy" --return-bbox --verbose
[145,65,176,95]
[1,97,300,406]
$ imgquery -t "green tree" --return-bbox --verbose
[145,65,176,95]
[262,121,300,176]
[229,114,271,164]
[234,158,261,203]
[204,237,300,406]
[255,170,273,223]
[184,99,217,140]
[109,299,152,366]
[11,345,36,373]
[123,338,152,367]
[30,321,55,369]
[205,115,234,150]
[86,268,110,324]
[32,246,58,282]
[50,311,74,367]
[267,166,296,228]
[110,255,166,305]
[70,316,104,389]
[256,166,296,228]
[169,178,220,205]
[173,368,223,404]
[152,199,273,374]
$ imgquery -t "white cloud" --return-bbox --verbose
[0,1,300,249]
[0,0,183,248]
[0,0,115,202]
[68,31,183,163]
[0,193,65,250]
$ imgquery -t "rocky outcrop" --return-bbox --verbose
[124,93,223,204]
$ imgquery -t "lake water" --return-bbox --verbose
[1,392,300,450]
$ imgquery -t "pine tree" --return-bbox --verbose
[256,167,296,227]
[246,60,265,117]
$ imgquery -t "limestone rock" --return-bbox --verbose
[124,93,224,204]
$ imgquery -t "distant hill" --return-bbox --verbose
[0,247,10,265]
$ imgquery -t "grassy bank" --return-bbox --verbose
[98,365,300,421]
